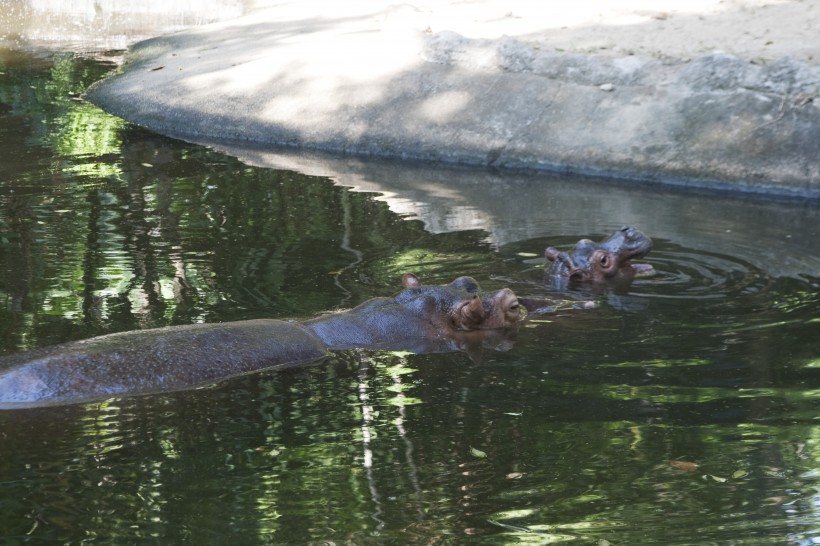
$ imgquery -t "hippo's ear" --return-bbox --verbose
[455,295,485,330]
[402,273,422,289]
[545,247,561,262]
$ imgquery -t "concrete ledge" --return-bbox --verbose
[85,1,820,197]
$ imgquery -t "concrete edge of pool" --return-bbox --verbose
[82,1,820,199]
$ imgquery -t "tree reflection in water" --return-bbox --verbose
[1,49,820,546]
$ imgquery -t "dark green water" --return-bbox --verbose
[1,50,819,545]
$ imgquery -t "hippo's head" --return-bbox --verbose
[400,273,523,331]
[545,226,653,285]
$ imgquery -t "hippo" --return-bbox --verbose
[0,273,524,409]
[545,226,654,288]
[303,273,522,351]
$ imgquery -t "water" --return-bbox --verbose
[1,49,820,545]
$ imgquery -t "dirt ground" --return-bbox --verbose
[386,0,819,63]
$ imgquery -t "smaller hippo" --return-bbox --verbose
[545,226,654,288]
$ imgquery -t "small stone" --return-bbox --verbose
[599,83,615,92]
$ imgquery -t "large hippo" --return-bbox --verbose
[544,226,654,289]
[303,273,521,350]
[0,273,524,408]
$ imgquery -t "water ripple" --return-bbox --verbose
[631,245,771,301]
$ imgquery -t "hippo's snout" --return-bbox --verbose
[610,226,653,260]
[495,287,523,324]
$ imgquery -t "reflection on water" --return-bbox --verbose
[1,50,820,545]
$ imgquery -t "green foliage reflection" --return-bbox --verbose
[3,50,820,546]
[0,52,497,353]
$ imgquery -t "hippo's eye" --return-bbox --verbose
[600,254,610,267]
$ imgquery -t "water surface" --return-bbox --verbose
[1,50,819,545]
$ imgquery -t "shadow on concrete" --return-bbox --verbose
[86,3,820,197]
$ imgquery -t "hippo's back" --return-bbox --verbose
[0,319,327,408]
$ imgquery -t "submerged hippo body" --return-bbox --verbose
[0,320,327,409]
[545,226,653,289]
[0,273,523,408]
